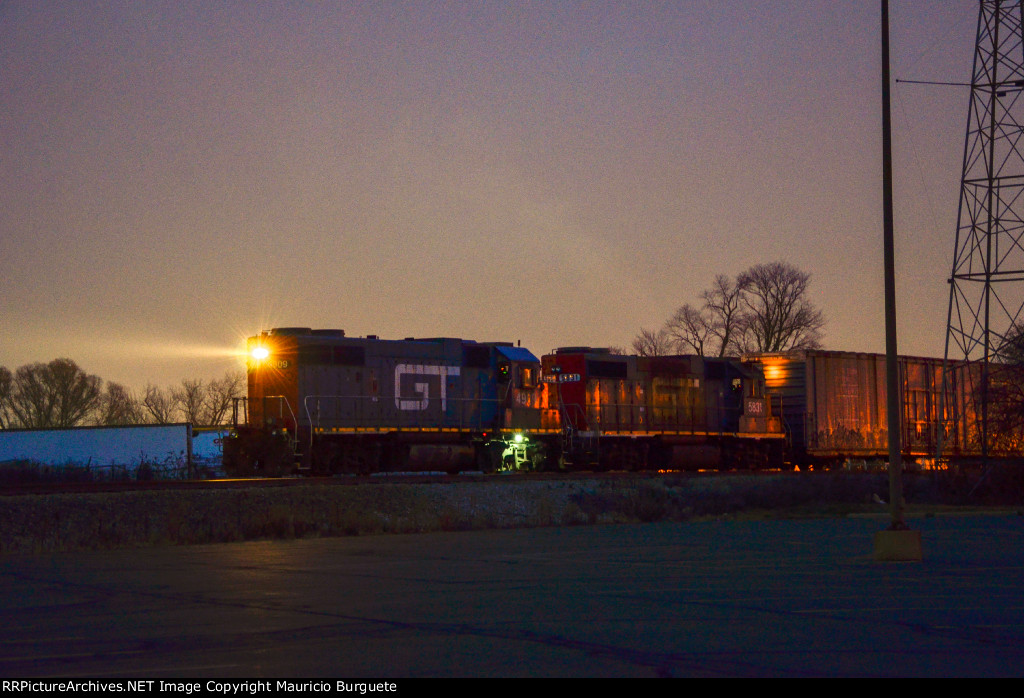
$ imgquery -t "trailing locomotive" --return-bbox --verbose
[542,347,785,470]
[225,328,785,474]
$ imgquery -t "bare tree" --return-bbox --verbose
[91,382,144,426]
[201,371,246,425]
[995,322,1024,365]
[637,261,825,358]
[659,277,747,357]
[0,366,11,429]
[5,359,102,428]
[701,274,747,356]
[173,378,206,425]
[664,304,715,356]
[141,373,246,426]
[631,327,673,357]
[736,262,825,352]
[0,361,245,429]
[142,384,179,424]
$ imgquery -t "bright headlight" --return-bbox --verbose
[251,346,270,361]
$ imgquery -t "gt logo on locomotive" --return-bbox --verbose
[393,364,460,411]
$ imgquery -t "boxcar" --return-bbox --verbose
[226,328,551,474]
[744,350,1005,466]
[541,348,784,470]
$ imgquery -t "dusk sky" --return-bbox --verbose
[1,1,980,389]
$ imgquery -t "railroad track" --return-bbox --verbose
[0,468,790,497]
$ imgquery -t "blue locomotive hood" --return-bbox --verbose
[495,345,539,363]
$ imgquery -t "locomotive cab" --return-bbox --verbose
[703,358,782,436]
[489,344,551,469]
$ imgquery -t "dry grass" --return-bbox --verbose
[0,470,1019,554]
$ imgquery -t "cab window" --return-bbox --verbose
[519,366,536,389]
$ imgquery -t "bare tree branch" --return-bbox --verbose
[640,262,825,359]
[736,261,825,352]
[989,323,1024,450]
[91,382,144,426]
[631,327,673,357]
[665,304,714,356]
[202,371,246,426]
[173,379,206,425]
[142,384,179,424]
[0,366,11,430]
[5,359,102,428]
[701,274,746,356]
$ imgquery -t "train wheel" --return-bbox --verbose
[335,443,358,475]
[483,442,505,473]
[224,431,293,477]
[620,446,645,472]
[310,440,340,476]
[353,442,378,475]
[648,442,671,471]
[382,440,409,472]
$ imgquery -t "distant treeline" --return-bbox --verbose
[0,358,244,429]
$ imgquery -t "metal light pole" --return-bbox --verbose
[875,0,922,561]
[881,0,904,530]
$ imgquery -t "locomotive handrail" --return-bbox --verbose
[231,395,297,431]
[240,395,300,455]
[301,394,510,434]
[231,397,247,427]
[265,395,297,424]
[558,402,587,431]
[555,399,743,435]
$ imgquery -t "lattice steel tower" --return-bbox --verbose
[944,0,1024,456]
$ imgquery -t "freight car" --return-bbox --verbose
[225,328,551,475]
[744,350,1019,468]
[541,347,785,470]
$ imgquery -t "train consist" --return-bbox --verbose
[224,328,783,475]
[225,329,1022,475]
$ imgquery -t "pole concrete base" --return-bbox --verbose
[873,529,923,562]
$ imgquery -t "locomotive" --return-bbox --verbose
[224,328,784,475]
[225,328,549,475]
[542,347,784,470]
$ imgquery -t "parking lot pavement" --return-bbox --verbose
[1,514,1022,677]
